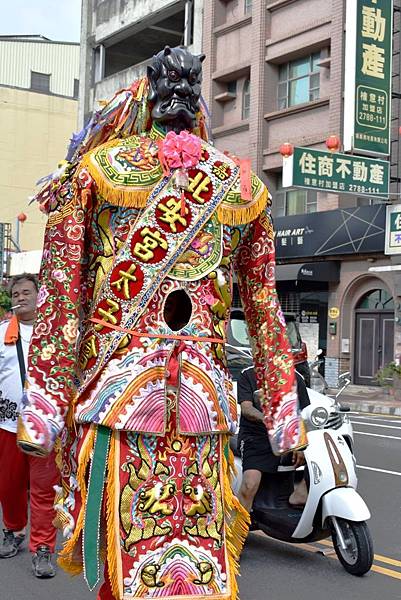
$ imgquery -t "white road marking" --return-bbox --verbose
[357,464,401,477]
[351,416,401,425]
[350,421,401,430]
[354,430,401,440]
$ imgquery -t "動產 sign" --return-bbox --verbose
[385,204,401,255]
[344,0,393,156]
[282,147,389,197]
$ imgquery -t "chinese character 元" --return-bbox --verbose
[95,299,120,331]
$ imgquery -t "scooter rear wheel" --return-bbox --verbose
[330,518,374,576]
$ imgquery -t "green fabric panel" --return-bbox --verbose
[83,425,111,590]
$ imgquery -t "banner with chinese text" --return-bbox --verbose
[385,204,401,255]
[282,147,389,197]
[344,0,393,156]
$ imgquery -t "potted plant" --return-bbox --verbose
[375,362,401,397]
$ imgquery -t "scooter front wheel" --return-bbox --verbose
[330,517,374,576]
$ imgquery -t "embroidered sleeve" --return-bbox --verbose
[18,168,91,454]
[234,206,306,455]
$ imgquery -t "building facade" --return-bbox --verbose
[79,0,204,123]
[0,35,79,254]
[202,0,401,386]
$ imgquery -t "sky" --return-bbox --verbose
[0,0,82,42]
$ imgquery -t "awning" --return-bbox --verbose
[275,261,340,283]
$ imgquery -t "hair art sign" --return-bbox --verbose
[344,0,393,156]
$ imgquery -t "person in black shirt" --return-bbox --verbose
[237,366,309,512]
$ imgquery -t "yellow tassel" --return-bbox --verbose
[106,431,123,600]
[57,426,96,575]
[222,438,250,600]
[79,138,157,209]
[217,188,269,226]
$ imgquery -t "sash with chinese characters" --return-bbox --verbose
[76,142,239,393]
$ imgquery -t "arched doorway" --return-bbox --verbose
[354,289,394,385]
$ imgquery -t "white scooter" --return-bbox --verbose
[232,382,374,576]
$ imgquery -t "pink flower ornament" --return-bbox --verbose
[162,130,202,170]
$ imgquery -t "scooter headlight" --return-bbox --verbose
[310,406,329,428]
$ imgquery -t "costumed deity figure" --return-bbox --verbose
[17,46,306,600]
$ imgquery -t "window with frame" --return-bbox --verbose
[277,52,320,110]
[73,78,79,99]
[275,174,318,217]
[356,195,382,207]
[244,0,252,14]
[242,79,251,120]
[31,71,51,93]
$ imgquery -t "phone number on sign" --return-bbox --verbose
[348,185,383,194]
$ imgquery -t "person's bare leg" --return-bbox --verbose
[237,470,262,512]
[289,478,308,506]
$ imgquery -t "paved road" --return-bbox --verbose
[1,411,400,599]
[239,411,401,600]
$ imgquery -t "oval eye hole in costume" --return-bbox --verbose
[164,289,192,331]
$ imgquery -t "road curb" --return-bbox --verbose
[340,400,401,416]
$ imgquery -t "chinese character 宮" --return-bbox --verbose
[133,228,168,262]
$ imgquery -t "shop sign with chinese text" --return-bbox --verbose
[282,146,389,197]
[344,0,393,156]
[385,204,401,255]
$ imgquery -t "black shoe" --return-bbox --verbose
[0,529,25,558]
[249,513,258,532]
[32,545,56,578]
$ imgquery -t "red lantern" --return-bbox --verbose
[325,135,341,152]
[17,212,27,223]
[279,142,294,158]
